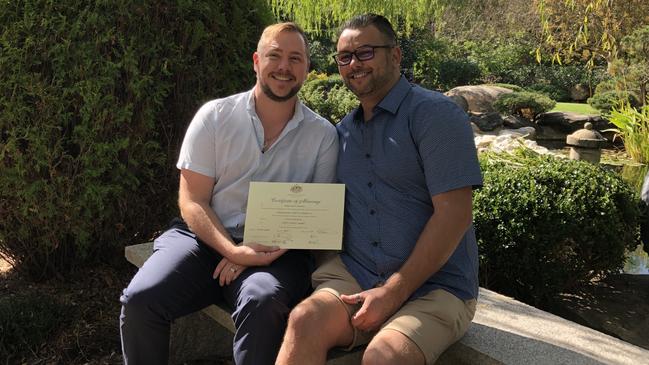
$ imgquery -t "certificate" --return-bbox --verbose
[243,182,345,250]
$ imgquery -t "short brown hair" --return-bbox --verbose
[257,22,310,62]
[337,14,397,46]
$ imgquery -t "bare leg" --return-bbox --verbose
[362,329,425,365]
[276,291,354,365]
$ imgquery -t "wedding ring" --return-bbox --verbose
[230,267,237,273]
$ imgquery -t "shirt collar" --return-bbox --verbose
[376,75,412,115]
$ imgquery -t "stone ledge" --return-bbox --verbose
[126,243,649,364]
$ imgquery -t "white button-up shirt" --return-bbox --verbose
[177,89,339,240]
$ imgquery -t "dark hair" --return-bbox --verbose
[337,14,397,45]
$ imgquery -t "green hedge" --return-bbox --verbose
[475,151,640,305]
[525,83,570,103]
[0,0,272,279]
[298,72,357,123]
[493,91,556,119]
[587,90,641,112]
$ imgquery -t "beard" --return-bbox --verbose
[343,56,400,98]
[343,69,393,98]
[260,80,301,102]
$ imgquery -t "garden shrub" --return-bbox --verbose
[298,72,357,123]
[588,90,640,112]
[462,39,535,84]
[526,83,570,102]
[493,91,556,119]
[308,38,338,74]
[496,63,606,101]
[411,37,482,91]
[474,151,640,305]
[0,0,272,279]
[436,59,482,91]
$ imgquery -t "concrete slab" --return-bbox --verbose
[466,288,649,364]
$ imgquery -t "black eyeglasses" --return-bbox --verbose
[332,45,394,66]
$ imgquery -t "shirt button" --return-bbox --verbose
[369,209,375,215]
[371,241,378,247]
[365,153,371,158]
[367,182,373,187]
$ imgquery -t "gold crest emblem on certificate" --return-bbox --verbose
[290,184,303,194]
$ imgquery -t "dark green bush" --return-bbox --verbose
[493,91,556,119]
[436,59,482,91]
[587,90,641,112]
[475,151,640,305]
[411,37,482,91]
[298,73,357,123]
[308,37,338,75]
[0,0,272,279]
[526,83,570,102]
[414,56,482,91]
[0,292,68,361]
[496,63,606,101]
[461,39,536,84]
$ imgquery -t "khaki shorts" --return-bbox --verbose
[312,255,476,364]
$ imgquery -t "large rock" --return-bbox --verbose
[447,94,469,112]
[536,125,569,142]
[536,112,611,133]
[503,115,536,130]
[446,85,513,113]
[470,112,504,132]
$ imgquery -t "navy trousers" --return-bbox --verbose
[119,220,313,365]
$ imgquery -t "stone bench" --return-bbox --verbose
[125,242,362,364]
[126,242,649,365]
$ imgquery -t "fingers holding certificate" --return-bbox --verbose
[243,182,345,250]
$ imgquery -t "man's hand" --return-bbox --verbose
[340,286,404,332]
[213,257,247,286]
[227,243,287,267]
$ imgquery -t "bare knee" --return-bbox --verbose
[362,331,424,365]
[286,299,323,333]
[285,293,353,349]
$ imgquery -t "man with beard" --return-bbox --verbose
[119,22,338,365]
[276,14,482,365]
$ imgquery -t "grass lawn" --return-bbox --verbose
[551,102,600,115]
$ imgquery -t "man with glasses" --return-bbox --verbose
[119,22,338,365]
[276,14,482,365]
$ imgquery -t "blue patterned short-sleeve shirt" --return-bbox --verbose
[337,76,483,301]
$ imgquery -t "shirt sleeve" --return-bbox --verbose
[410,96,483,197]
[311,123,339,183]
[176,101,218,178]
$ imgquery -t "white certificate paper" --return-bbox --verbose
[243,182,345,250]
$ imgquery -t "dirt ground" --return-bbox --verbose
[1,256,648,364]
[544,274,649,350]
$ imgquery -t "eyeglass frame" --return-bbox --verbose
[332,44,395,66]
